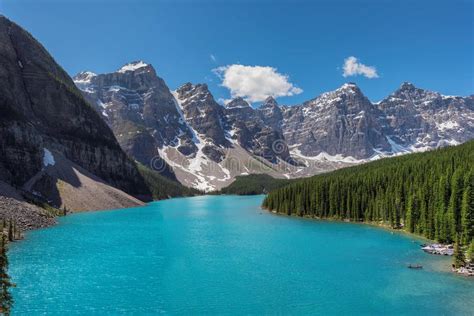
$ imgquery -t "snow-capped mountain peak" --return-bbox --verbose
[226,97,251,109]
[390,82,440,103]
[73,71,97,93]
[378,82,473,151]
[74,71,97,82]
[399,81,416,90]
[335,82,364,95]
[340,82,358,89]
[262,96,278,107]
[117,60,150,73]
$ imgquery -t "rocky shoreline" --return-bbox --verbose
[421,243,474,277]
[453,263,474,277]
[0,196,56,232]
[421,243,454,256]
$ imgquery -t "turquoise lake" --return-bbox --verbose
[8,195,474,315]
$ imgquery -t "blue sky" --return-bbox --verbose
[1,0,473,104]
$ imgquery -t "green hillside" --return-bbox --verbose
[137,164,200,200]
[219,174,294,195]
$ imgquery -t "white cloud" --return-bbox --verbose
[210,54,217,62]
[342,56,379,79]
[217,97,232,105]
[213,64,303,103]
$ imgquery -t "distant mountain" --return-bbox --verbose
[174,82,230,162]
[75,63,474,192]
[378,82,474,151]
[283,83,391,159]
[226,96,294,164]
[73,61,186,180]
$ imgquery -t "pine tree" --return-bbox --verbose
[453,240,466,268]
[435,177,448,242]
[0,235,13,315]
[460,171,473,245]
[467,241,474,262]
[406,194,416,233]
[448,169,464,238]
[394,195,402,229]
[7,222,13,243]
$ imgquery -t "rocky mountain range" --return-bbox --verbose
[74,62,474,191]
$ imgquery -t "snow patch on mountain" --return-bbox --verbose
[437,120,460,131]
[74,71,96,82]
[156,91,233,191]
[73,71,96,93]
[118,61,149,73]
[291,148,363,163]
[386,136,411,154]
[43,148,55,167]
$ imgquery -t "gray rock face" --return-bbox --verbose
[378,82,474,150]
[173,83,231,163]
[283,83,390,159]
[258,96,283,130]
[225,97,293,164]
[0,16,150,200]
[225,97,262,149]
[176,83,229,145]
[73,62,192,178]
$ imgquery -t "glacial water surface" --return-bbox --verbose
[9,195,474,315]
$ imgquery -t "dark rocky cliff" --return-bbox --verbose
[0,16,151,200]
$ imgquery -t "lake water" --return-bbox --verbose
[9,195,474,315]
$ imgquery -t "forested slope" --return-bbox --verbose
[263,141,473,246]
[137,164,200,200]
[219,174,294,195]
